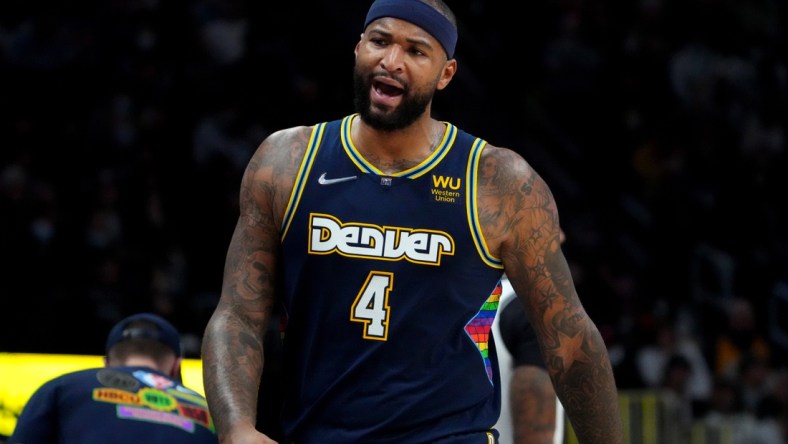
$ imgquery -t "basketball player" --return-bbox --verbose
[201,0,624,442]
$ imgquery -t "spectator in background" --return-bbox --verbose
[636,316,713,411]
[9,313,217,444]
[701,375,784,444]
[659,354,695,432]
[713,297,771,379]
[738,355,776,416]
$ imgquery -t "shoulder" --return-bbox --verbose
[476,142,553,210]
[249,117,346,170]
[238,124,321,226]
[25,368,100,399]
[45,367,101,385]
[477,143,537,183]
[475,143,561,253]
[242,124,317,188]
[247,125,316,173]
[264,125,315,148]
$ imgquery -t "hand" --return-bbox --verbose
[220,423,279,444]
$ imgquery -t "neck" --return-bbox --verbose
[120,356,160,369]
[352,114,444,174]
[108,355,176,377]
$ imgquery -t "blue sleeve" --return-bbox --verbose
[8,380,59,444]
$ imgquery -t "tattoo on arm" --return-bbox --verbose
[202,127,312,438]
[479,145,623,443]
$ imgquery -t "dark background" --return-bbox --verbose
[1,0,787,409]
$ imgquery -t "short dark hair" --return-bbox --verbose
[107,319,177,367]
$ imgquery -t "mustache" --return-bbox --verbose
[368,70,407,90]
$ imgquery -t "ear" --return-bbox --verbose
[170,357,183,383]
[436,59,457,91]
[355,37,362,57]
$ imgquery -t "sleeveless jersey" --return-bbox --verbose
[278,114,505,443]
[10,366,217,444]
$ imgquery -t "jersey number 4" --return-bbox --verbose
[350,271,393,341]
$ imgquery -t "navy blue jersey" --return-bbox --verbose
[9,366,217,444]
[278,114,505,443]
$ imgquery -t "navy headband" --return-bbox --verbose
[364,0,457,58]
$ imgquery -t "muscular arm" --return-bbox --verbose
[479,145,623,444]
[201,126,312,443]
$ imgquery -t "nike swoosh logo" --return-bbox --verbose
[318,172,358,185]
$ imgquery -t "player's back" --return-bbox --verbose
[10,366,217,444]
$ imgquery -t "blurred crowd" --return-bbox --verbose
[1,0,787,440]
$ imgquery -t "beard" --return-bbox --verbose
[352,64,435,132]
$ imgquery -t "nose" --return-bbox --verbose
[380,44,405,72]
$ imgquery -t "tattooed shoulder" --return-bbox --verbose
[247,125,313,174]
[239,125,315,228]
[476,144,561,258]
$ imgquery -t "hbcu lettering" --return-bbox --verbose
[94,388,140,405]
[309,214,454,265]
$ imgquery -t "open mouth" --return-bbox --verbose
[373,79,404,98]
